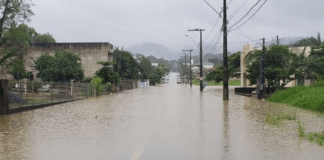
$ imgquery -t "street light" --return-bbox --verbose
[183,49,193,88]
[185,34,198,47]
[188,28,205,91]
[179,53,188,85]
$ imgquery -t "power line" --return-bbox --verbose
[206,31,222,54]
[228,15,253,40]
[227,0,233,6]
[204,30,221,52]
[192,0,204,29]
[230,0,267,32]
[203,16,221,42]
[228,0,261,31]
[231,0,247,17]
[188,0,198,28]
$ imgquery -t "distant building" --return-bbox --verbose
[25,42,114,78]
[240,43,312,87]
[151,63,158,67]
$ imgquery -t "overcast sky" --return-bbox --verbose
[29,0,324,54]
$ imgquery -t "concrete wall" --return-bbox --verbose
[24,43,114,78]
[0,79,9,115]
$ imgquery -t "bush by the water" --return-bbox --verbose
[268,86,324,112]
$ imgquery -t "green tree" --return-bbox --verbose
[95,61,120,84]
[34,32,56,43]
[228,52,240,77]
[1,23,38,77]
[308,42,324,78]
[113,49,140,79]
[139,56,153,79]
[0,0,34,42]
[205,52,240,83]
[246,45,299,89]
[33,50,84,81]
[206,66,223,83]
[292,37,320,46]
[0,0,34,64]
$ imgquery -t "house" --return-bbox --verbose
[152,63,158,67]
[240,43,312,87]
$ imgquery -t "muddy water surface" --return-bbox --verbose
[0,73,324,160]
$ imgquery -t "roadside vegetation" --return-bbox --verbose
[297,121,324,146]
[192,80,240,86]
[265,113,296,127]
[267,85,324,112]
[205,52,241,83]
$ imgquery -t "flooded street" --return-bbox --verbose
[1,72,324,160]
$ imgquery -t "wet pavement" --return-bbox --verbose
[1,72,324,160]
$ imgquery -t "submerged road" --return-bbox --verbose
[0,72,324,160]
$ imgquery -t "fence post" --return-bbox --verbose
[51,82,53,103]
[58,82,60,102]
[32,81,34,105]
[20,81,22,108]
[66,82,68,101]
[0,79,9,115]
[41,81,44,104]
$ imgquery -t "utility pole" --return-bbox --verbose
[188,28,205,91]
[181,59,184,84]
[183,49,193,87]
[277,35,279,45]
[184,54,187,85]
[258,38,265,99]
[223,0,229,100]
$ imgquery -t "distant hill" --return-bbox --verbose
[125,43,178,60]
[125,37,308,61]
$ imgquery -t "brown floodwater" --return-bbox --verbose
[0,73,324,160]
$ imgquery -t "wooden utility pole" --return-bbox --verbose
[184,54,187,85]
[183,49,193,87]
[188,28,205,91]
[223,0,229,100]
[258,38,265,99]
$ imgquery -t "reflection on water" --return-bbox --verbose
[222,101,230,160]
[0,73,324,160]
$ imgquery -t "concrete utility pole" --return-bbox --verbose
[183,49,193,87]
[184,54,187,85]
[258,38,265,99]
[188,28,205,91]
[223,0,229,100]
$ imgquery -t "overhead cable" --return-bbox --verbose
[229,0,268,32]
[228,0,261,31]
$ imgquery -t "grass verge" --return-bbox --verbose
[265,113,296,126]
[192,80,240,86]
[267,86,324,112]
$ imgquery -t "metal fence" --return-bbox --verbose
[8,81,111,109]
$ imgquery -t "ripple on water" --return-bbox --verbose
[0,74,324,160]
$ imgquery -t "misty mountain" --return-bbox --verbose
[125,43,178,60]
[252,37,305,47]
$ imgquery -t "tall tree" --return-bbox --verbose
[113,49,140,79]
[318,32,322,45]
[33,50,84,81]
[246,45,299,89]
[95,61,120,84]
[34,32,56,43]
[205,52,240,82]
[0,0,34,45]
[139,56,153,79]
[0,0,34,66]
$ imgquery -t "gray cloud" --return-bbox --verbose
[29,0,324,57]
